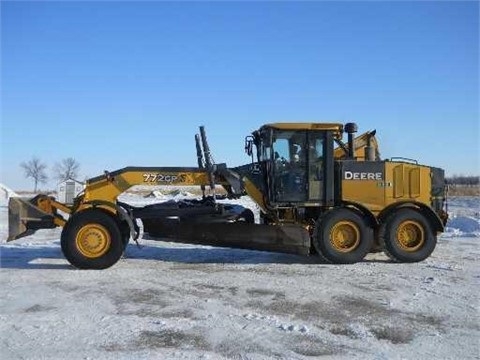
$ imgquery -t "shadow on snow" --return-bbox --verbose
[0,239,390,270]
[0,241,70,270]
[125,242,322,265]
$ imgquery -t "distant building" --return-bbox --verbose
[57,179,84,204]
[0,183,18,207]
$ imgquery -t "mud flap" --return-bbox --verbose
[7,197,56,241]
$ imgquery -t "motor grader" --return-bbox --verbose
[8,122,448,269]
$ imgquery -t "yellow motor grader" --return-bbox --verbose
[8,122,448,269]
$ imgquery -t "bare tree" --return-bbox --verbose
[20,157,48,192]
[54,157,80,182]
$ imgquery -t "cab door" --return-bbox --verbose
[307,132,325,201]
[272,130,307,203]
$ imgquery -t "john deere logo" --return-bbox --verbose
[344,171,383,181]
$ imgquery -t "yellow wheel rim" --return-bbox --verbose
[330,221,360,253]
[75,224,111,258]
[396,220,424,252]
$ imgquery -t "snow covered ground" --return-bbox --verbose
[0,188,479,359]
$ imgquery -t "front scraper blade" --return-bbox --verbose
[7,196,55,241]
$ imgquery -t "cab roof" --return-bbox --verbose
[260,123,344,138]
[262,122,344,131]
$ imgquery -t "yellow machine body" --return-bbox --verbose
[341,162,432,214]
[7,122,447,268]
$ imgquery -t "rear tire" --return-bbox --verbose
[313,208,373,264]
[379,208,436,263]
[61,210,124,269]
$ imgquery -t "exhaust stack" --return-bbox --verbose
[345,122,358,159]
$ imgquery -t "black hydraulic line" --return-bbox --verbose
[199,126,216,194]
[195,134,206,199]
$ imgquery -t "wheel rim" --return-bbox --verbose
[330,221,360,252]
[396,220,424,252]
[75,224,111,258]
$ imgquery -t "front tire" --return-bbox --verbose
[313,208,373,264]
[379,208,436,263]
[61,210,124,269]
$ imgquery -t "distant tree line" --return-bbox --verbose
[446,175,479,186]
[21,157,81,192]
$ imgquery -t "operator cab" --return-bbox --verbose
[246,123,344,207]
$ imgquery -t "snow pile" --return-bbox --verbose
[443,196,480,238]
[444,216,480,238]
[144,190,167,199]
[0,183,18,207]
[170,189,195,198]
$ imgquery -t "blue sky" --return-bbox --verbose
[1,1,478,190]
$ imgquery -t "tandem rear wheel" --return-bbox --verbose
[313,208,374,264]
[61,210,125,269]
[379,208,436,263]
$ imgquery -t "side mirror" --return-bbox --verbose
[245,136,253,156]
